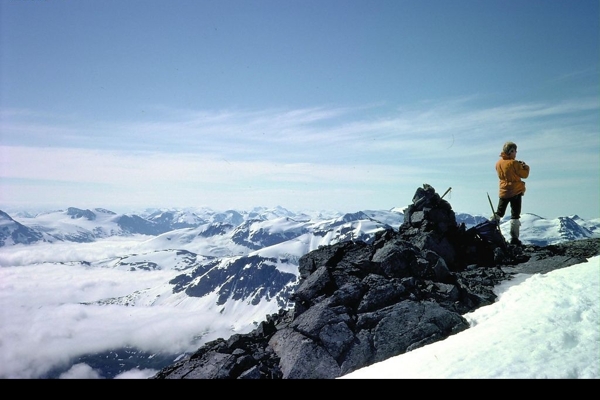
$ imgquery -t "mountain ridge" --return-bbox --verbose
[2,205,598,249]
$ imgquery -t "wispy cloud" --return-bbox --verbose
[1,95,598,216]
[2,96,597,157]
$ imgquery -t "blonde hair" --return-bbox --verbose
[502,141,517,155]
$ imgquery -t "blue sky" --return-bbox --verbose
[1,0,598,219]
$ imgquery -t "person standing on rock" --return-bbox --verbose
[491,141,530,245]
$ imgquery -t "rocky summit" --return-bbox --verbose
[151,184,600,379]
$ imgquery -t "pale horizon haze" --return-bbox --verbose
[1,0,598,219]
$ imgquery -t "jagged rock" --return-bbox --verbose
[151,184,600,379]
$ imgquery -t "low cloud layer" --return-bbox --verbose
[0,238,247,379]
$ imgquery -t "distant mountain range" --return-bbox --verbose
[2,205,597,317]
[0,205,598,378]
[2,206,598,248]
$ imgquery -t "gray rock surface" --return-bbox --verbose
[152,184,600,379]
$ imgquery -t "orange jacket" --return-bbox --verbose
[496,153,530,199]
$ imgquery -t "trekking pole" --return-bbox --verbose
[487,192,507,248]
[486,192,495,218]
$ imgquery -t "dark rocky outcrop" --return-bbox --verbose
[152,184,600,379]
[67,207,97,221]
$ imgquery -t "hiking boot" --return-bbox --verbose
[490,213,502,223]
[510,238,522,246]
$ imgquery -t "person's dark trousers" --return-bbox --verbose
[496,194,523,245]
[495,194,522,220]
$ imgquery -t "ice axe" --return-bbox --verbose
[441,187,452,199]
